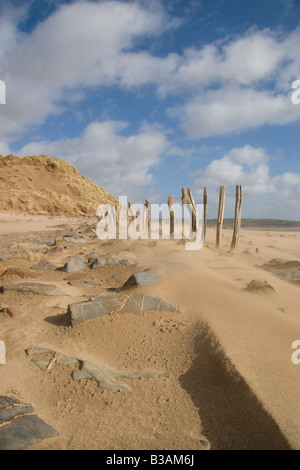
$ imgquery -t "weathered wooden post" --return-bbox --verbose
[216,185,225,249]
[230,185,242,250]
[182,187,197,234]
[144,198,150,234]
[203,187,207,242]
[168,196,175,237]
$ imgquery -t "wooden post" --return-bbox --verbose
[216,185,225,249]
[144,199,150,233]
[230,185,242,250]
[203,187,207,242]
[182,187,197,234]
[168,196,175,237]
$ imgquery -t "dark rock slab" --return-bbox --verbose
[26,348,155,394]
[31,259,57,271]
[0,396,59,450]
[68,295,128,326]
[69,293,181,325]
[261,259,300,285]
[127,294,182,314]
[91,257,135,268]
[36,238,55,244]
[63,236,88,244]
[0,283,68,296]
[73,360,155,393]
[115,269,160,291]
[63,257,86,274]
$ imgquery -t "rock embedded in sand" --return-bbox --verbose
[69,293,181,325]
[0,396,59,450]
[91,256,136,268]
[62,256,86,274]
[63,236,88,244]
[0,282,68,296]
[31,259,57,271]
[1,267,40,279]
[0,306,22,318]
[127,294,182,315]
[68,295,129,325]
[116,269,160,291]
[246,279,276,293]
[26,348,155,394]
[36,238,55,244]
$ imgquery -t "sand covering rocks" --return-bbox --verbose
[0,213,299,450]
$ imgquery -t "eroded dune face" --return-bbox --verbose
[0,215,299,450]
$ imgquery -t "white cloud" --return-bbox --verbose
[16,120,170,199]
[0,1,170,140]
[193,145,300,219]
[169,86,300,138]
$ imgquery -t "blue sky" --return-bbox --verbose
[0,0,299,219]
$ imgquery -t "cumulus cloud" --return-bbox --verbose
[0,1,170,140]
[193,145,300,219]
[16,120,170,199]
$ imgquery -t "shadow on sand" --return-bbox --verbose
[179,323,292,450]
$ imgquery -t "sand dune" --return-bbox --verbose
[0,213,299,450]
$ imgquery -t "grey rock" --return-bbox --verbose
[69,293,181,325]
[26,346,56,356]
[68,295,128,326]
[0,396,59,450]
[27,348,154,394]
[11,242,48,251]
[36,238,55,244]
[63,236,88,244]
[0,255,6,261]
[73,360,154,393]
[127,294,181,314]
[63,257,86,274]
[31,259,57,271]
[91,257,135,268]
[116,270,160,291]
[0,283,68,296]
[31,360,51,371]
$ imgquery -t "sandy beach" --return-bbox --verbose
[0,212,299,450]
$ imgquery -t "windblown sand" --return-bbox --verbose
[0,213,299,450]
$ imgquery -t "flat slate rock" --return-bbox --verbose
[91,257,135,268]
[31,259,57,271]
[0,282,68,296]
[68,295,128,326]
[0,396,59,450]
[127,294,182,314]
[69,294,181,325]
[63,257,86,274]
[36,238,55,244]
[115,270,160,291]
[27,348,154,394]
[63,236,88,244]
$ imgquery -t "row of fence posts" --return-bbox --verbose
[122,184,242,250]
